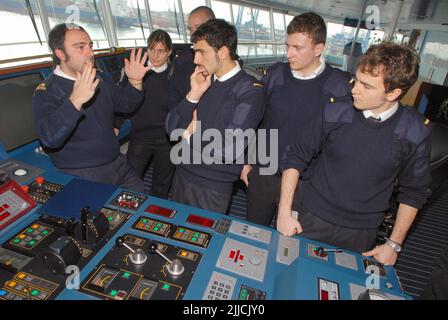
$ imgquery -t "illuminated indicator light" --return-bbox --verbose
[110,290,118,297]
[8,281,16,288]
[123,272,131,279]
[229,250,235,259]
[154,227,159,231]
[13,239,20,244]
[0,290,6,296]
[179,228,185,233]
[321,290,329,300]
[156,223,162,227]
[31,224,39,229]
[19,234,26,239]
[29,240,37,246]
[181,251,187,257]
[26,228,34,233]
[18,273,26,279]
[194,233,200,237]
[141,219,148,223]
[239,255,244,261]
[31,290,39,296]
[162,284,170,291]
[108,217,113,221]
[42,230,49,235]
[234,250,241,263]
[192,237,197,242]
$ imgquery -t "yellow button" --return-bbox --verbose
[181,251,187,257]
[32,224,39,229]
[19,234,26,239]
[17,273,26,279]
[8,281,17,288]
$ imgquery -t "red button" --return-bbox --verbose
[21,186,30,193]
[229,250,235,259]
[0,212,11,222]
[0,207,4,213]
[239,254,245,261]
[3,204,9,209]
[35,177,45,185]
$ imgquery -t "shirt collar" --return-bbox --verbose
[214,60,241,82]
[53,65,77,81]
[151,62,168,73]
[291,55,326,80]
[363,102,399,122]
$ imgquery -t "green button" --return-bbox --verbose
[162,284,170,291]
[27,228,34,233]
[194,233,200,237]
[123,272,131,279]
[179,228,185,233]
[110,290,118,297]
[108,217,113,221]
[141,219,148,223]
[154,227,159,231]
[13,239,20,244]
[191,237,198,242]
[156,223,162,227]
[31,290,39,296]
[29,240,37,246]
[42,230,49,235]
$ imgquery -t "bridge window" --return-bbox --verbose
[148,0,185,43]
[0,0,48,61]
[211,1,233,23]
[273,12,286,56]
[110,0,150,47]
[45,0,108,49]
[181,0,205,39]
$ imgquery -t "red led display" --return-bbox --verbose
[186,214,215,228]
[145,205,176,218]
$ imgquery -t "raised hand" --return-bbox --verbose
[69,61,100,110]
[124,47,152,89]
[187,66,212,101]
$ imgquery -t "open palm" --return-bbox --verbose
[124,47,151,82]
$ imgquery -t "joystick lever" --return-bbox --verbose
[80,207,89,244]
[149,242,184,276]
[116,236,147,265]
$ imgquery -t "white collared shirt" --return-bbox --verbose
[53,65,77,81]
[214,60,241,82]
[291,55,326,80]
[363,102,399,122]
[151,62,168,73]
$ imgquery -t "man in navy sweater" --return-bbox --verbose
[278,43,432,265]
[166,19,266,213]
[241,12,351,226]
[33,24,151,192]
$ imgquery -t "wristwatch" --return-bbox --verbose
[384,237,402,253]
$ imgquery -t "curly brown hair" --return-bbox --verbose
[357,43,420,99]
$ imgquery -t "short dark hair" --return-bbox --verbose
[287,12,327,45]
[357,42,420,99]
[48,23,87,65]
[191,19,238,60]
[147,29,172,51]
[189,6,215,19]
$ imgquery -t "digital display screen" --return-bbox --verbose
[186,214,215,228]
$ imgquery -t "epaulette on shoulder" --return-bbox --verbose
[35,82,47,92]
[253,82,263,88]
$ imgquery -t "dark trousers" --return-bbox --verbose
[127,138,175,199]
[170,168,232,214]
[60,154,144,193]
[246,166,281,226]
[297,210,379,253]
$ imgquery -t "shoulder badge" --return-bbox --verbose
[253,82,263,88]
[424,118,430,126]
[35,83,46,92]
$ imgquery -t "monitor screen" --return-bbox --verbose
[0,73,43,152]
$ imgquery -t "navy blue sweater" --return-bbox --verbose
[33,72,144,169]
[282,103,432,229]
[166,69,266,191]
[168,47,195,112]
[259,62,351,175]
